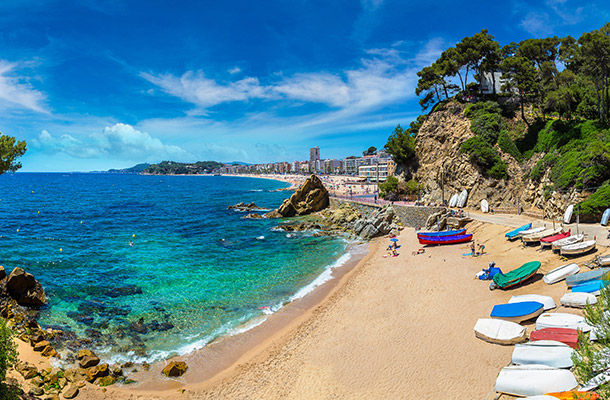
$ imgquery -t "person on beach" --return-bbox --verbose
[470,241,476,255]
[477,244,485,255]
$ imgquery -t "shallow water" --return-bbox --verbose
[0,173,351,362]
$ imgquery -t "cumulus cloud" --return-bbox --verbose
[31,123,191,161]
[0,61,47,113]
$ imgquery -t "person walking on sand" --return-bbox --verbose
[470,241,476,255]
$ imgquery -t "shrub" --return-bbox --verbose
[497,129,522,161]
[0,318,18,398]
[460,137,508,180]
[378,176,398,199]
[579,182,610,220]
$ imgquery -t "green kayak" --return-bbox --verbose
[491,261,541,290]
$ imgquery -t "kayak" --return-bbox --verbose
[506,223,533,240]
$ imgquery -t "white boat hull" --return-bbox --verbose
[543,263,580,284]
[535,312,591,332]
[522,228,563,244]
[511,340,574,368]
[474,318,527,345]
[552,234,584,251]
[561,240,596,256]
[517,226,546,238]
[560,292,597,308]
[509,295,556,310]
[495,365,578,396]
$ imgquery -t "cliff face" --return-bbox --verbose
[413,102,586,219]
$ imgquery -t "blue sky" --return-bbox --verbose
[1,0,608,171]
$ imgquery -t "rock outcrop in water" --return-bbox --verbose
[3,267,46,308]
[265,174,329,218]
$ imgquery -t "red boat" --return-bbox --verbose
[417,234,473,245]
[541,230,571,244]
[529,327,580,348]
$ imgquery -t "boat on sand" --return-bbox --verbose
[511,340,574,368]
[561,240,596,256]
[530,328,579,349]
[490,261,541,290]
[543,263,580,285]
[495,365,578,397]
[505,223,532,240]
[552,234,584,252]
[474,318,527,345]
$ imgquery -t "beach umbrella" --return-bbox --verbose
[390,238,399,242]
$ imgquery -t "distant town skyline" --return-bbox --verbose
[1,1,608,172]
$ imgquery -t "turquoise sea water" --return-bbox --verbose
[0,173,357,363]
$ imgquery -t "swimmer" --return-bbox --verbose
[128,240,134,246]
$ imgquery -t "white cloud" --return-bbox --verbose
[31,123,191,161]
[141,47,417,114]
[0,61,48,113]
[228,66,241,74]
[140,70,274,111]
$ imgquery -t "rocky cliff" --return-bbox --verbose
[413,102,586,219]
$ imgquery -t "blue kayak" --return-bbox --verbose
[490,301,544,323]
[417,228,466,238]
[566,268,610,288]
[572,280,606,294]
[505,223,532,239]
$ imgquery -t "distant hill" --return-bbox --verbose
[107,163,151,173]
[143,161,223,175]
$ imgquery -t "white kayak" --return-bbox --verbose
[474,318,527,345]
[560,292,597,308]
[561,239,596,256]
[543,263,580,284]
[449,193,459,207]
[495,364,578,396]
[535,312,591,332]
[511,340,574,368]
[564,204,574,224]
[509,295,556,310]
[552,233,584,251]
[516,226,546,238]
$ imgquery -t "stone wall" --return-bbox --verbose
[329,198,445,228]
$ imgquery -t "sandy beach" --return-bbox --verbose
[15,214,606,400]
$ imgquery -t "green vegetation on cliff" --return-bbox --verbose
[144,161,223,175]
[384,23,610,220]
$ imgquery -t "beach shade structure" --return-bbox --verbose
[416,228,466,239]
[505,223,532,240]
[417,233,472,246]
[490,261,541,290]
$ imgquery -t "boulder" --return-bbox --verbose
[79,355,100,368]
[77,349,96,360]
[33,340,50,352]
[64,368,88,383]
[6,267,46,308]
[242,213,263,219]
[0,266,5,281]
[41,345,59,358]
[265,175,329,218]
[16,361,38,379]
[63,385,79,399]
[161,361,188,377]
[86,363,109,382]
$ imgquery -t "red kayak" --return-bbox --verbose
[530,327,579,348]
[541,230,571,243]
[417,234,473,245]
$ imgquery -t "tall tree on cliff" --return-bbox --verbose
[0,134,27,174]
[384,124,417,177]
[500,55,538,127]
[455,29,501,94]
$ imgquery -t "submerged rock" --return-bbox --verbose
[105,285,143,298]
[161,361,188,377]
[227,202,266,212]
[242,213,263,219]
[265,175,329,218]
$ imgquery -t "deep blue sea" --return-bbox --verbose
[0,173,359,363]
